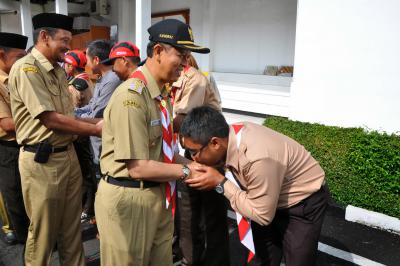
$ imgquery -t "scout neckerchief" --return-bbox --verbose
[130,69,177,215]
[226,123,255,262]
[75,72,90,81]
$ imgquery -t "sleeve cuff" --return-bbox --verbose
[0,111,11,119]
[224,180,241,200]
[31,104,55,119]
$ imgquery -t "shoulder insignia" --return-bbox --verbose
[123,99,141,109]
[128,79,145,94]
[22,66,38,73]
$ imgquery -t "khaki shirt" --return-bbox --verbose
[224,122,325,226]
[0,69,15,141]
[100,65,172,178]
[8,48,75,146]
[172,66,221,117]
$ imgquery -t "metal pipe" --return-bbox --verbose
[0,10,18,15]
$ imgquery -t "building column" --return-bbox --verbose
[55,0,68,15]
[20,0,33,48]
[118,0,136,43]
[200,0,216,72]
[135,0,151,61]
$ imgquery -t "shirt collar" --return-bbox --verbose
[31,47,55,72]
[141,65,169,99]
[0,69,8,85]
[225,125,240,171]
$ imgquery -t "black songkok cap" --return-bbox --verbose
[32,13,74,32]
[0,32,28,50]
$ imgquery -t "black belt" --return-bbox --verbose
[23,144,68,153]
[0,139,19,148]
[103,175,160,188]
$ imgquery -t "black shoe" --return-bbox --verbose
[3,232,17,245]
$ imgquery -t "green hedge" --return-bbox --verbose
[264,117,400,218]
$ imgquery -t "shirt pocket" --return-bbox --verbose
[149,124,162,148]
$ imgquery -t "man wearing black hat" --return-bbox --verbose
[8,13,102,266]
[95,19,208,265]
[0,32,30,246]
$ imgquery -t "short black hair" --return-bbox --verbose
[0,45,11,53]
[180,106,229,146]
[87,40,113,62]
[146,41,157,58]
[33,27,58,45]
[126,56,141,65]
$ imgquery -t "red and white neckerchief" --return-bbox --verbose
[75,72,90,81]
[156,94,176,215]
[225,123,255,262]
[130,69,177,215]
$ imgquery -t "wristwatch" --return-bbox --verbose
[215,177,228,194]
[181,164,191,181]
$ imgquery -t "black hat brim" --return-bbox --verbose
[138,59,147,67]
[100,58,115,66]
[172,43,210,54]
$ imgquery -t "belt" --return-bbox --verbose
[23,144,69,153]
[103,175,160,189]
[0,139,19,148]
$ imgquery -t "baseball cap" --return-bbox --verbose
[64,50,87,69]
[101,41,140,65]
[148,19,210,54]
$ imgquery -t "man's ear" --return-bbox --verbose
[39,30,49,44]
[210,137,222,149]
[153,43,164,62]
[0,50,5,61]
[93,56,100,65]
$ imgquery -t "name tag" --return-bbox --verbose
[151,119,161,126]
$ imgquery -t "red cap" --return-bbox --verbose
[101,41,140,64]
[64,50,87,69]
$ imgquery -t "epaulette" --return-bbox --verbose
[128,78,145,95]
[128,69,148,95]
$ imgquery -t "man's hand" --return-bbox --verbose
[186,161,205,179]
[95,120,103,137]
[185,165,225,190]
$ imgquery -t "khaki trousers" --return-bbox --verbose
[0,192,12,234]
[19,145,85,266]
[95,179,173,266]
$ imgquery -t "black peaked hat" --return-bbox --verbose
[70,77,89,91]
[32,13,74,32]
[0,32,28,50]
[148,19,210,54]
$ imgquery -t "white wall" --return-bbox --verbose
[152,0,210,70]
[290,0,400,133]
[212,0,297,74]
[151,0,296,74]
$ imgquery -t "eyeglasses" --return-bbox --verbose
[179,135,210,157]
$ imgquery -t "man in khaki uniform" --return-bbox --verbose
[8,13,102,265]
[95,19,209,265]
[0,32,30,245]
[181,106,329,266]
[171,57,229,265]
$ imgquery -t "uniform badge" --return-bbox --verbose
[22,66,38,73]
[128,79,144,94]
[161,99,167,107]
[123,99,141,108]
